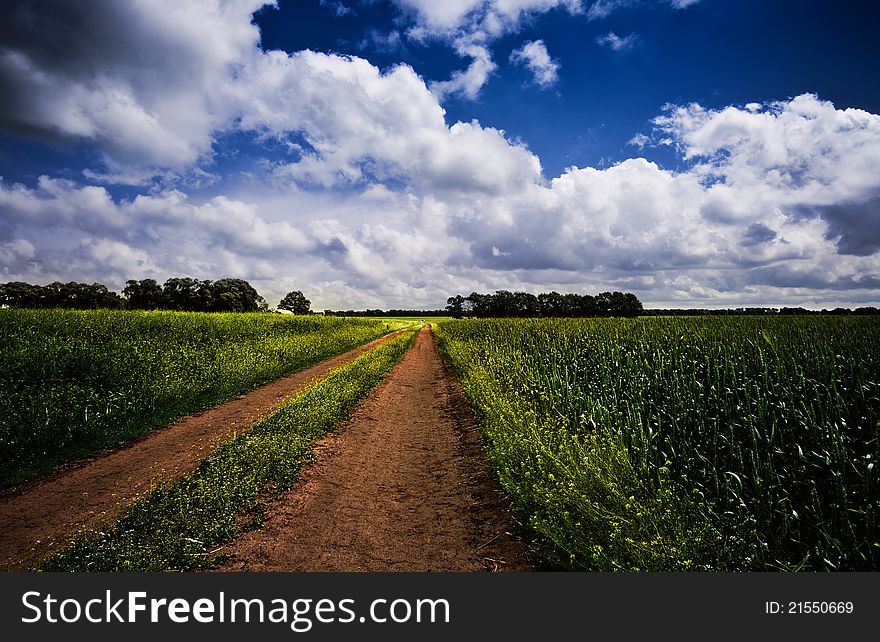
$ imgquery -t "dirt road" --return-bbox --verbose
[0,331,403,571]
[215,326,532,572]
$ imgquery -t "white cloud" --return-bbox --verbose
[596,31,637,51]
[587,0,632,19]
[653,94,880,259]
[510,40,560,88]
[4,62,880,308]
[627,132,650,148]
[654,94,880,205]
[232,49,539,193]
[393,1,581,99]
[394,0,486,31]
[588,0,701,19]
[394,0,583,36]
[429,43,498,99]
[0,0,269,173]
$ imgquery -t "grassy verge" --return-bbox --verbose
[40,329,418,572]
[0,309,391,488]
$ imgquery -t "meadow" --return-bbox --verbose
[435,316,880,571]
[0,309,392,488]
[5,308,877,572]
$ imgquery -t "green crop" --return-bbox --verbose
[0,309,391,488]
[40,329,417,572]
[435,316,880,571]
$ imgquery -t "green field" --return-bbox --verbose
[0,309,391,488]
[435,316,880,571]
[4,308,877,572]
[42,329,418,571]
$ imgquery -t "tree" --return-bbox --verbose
[0,281,123,309]
[444,289,643,318]
[123,279,165,310]
[277,290,311,314]
[0,281,42,307]
[446,295,465,318]
[58,281,123,309]
[209,278,264,312]
[537,291,565,316]
[162,277,203,311]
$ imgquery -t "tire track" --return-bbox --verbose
[214,326,532,572]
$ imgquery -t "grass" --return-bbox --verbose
[435,316,880,571]
[40,328,418,572]
[0,309,391,488]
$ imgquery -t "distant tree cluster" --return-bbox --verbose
[445,290,644,318]
[276,290,311,314]
[0,281,124,310]
[126,277,269,312]
[642,306,880,316]
[323,308,446,317]
[0,278,285,313]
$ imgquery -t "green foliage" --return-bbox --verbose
[2,276,270,312]
[159,277,267,312]
[0,309,390,488]
[40,330,417,572]
[435,316,880,571]
[0,280,124,309]
[277,290,311,314]
[445,290,643,318]
[122,279,164,310]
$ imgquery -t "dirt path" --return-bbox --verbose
[0,331,404,571]
[215,326,533,572]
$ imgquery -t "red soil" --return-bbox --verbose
[213,326,533,572]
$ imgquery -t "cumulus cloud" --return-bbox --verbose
[0,0,269,173]
[393,0,583,36]
[0,173,478,308]
[510,40,560,87]
[393,1,581,99]
[393,0,486,32]
[596,31,637,51]
[654,94,880,256]
[0,176,325,297]
[8,89,877,309]
[394,0,690,98]
[627,132,650,148]
[429,43,498,99]
[224,49,541,193]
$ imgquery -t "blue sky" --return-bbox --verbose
[1,0,880,309]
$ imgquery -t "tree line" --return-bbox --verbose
[445,290,644,318]
[323,308,447,317]
[0,278,313,314]
[642,306,880,316]
[6,279,871,317]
